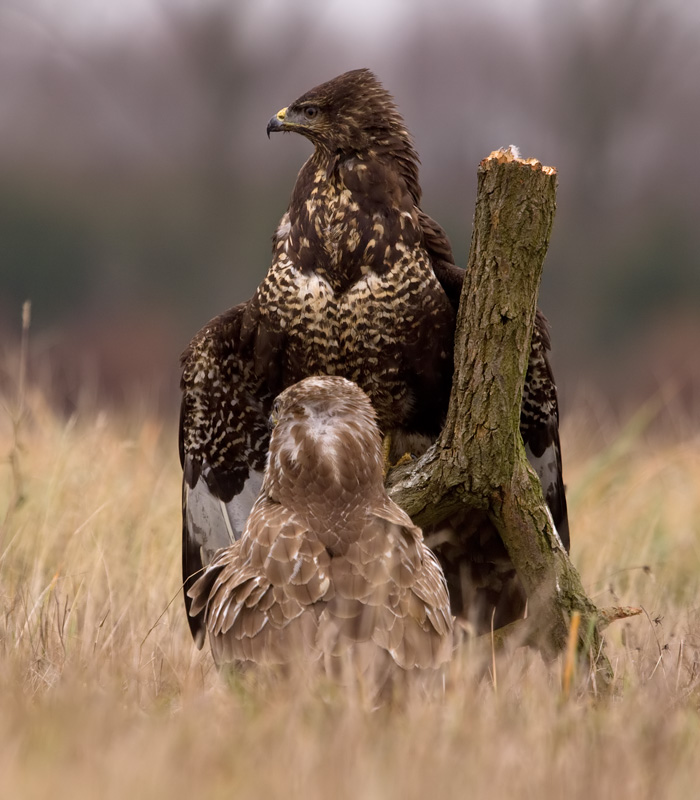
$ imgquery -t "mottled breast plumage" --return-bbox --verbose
[258,141,455,440]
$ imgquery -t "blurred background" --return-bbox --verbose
[0,0,698,420]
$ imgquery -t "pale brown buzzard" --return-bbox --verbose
[187,376,454,672]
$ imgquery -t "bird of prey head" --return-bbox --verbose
[266,68,417,160]
[264,375,385,527]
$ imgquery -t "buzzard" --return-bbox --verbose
[180,68,568,645]
[187,375,453,673]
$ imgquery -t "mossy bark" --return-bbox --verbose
[388,149,612,684]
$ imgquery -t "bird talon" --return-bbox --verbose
[382,432,415,477]
[382,433,393,478]
[393,452,414,469]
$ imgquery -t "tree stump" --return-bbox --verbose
[388,147,624,687]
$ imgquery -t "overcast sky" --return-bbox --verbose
[10,0,699,43]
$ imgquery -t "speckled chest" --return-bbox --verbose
[258,161,452,425]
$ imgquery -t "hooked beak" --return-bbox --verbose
[266,106,288,138]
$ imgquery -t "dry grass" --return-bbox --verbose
[2,379,700,800]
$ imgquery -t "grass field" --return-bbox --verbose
[2,378,700,799]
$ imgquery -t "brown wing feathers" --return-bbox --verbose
[187,377,454,671]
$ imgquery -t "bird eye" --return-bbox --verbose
[304,106,319,120]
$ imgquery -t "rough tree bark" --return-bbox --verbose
[388,148,631,688]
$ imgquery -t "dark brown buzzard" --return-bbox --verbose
[187,376,453,672]
[180,68,568,646]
